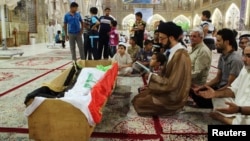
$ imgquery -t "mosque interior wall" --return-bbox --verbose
[0,0,249,46]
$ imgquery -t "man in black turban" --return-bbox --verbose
[132,21,192,116]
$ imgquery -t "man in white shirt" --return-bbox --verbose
[198,46,250,125]
[46,22,55,43]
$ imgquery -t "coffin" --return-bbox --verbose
[27,60,118,141]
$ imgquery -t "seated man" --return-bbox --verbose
[197,46,250,125]
[55,30,65,48]
[238,34,250,54]
[193,28,244,108]
[132,22,192,116]
[188,27,212,105]
[127,37,141,62]
[112,42,133,76]
[189,27,212,85]
[152,30,163,53]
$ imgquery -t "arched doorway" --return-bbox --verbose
[122,14,135,30]
[225,3,240,30]
[173,14,191,31]
[146,14,166,30]
[193,14,201,27]
[211,8,223,30]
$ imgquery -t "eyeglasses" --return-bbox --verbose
[159,36,167,41]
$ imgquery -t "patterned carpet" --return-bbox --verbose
[0,49,73,140]
[90,77,222,141]
[0,51,221,140]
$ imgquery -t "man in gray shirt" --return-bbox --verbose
[193,28,243,108]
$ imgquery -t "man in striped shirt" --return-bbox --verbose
[98,7,114,59]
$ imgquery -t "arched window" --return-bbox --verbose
[122,14,135,30]
[211,8,223,30]
[173,14,190,31]
[146,14,166,30]
[225,3,240,30]
[193,14,201,27]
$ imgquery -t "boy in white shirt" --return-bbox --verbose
[112,42,133,76]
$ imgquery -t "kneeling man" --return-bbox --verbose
[132,22,192,116]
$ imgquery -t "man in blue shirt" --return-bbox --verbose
[98,7,114,59]
[64,2,85,61]
[89,7,100,60]
[55,30,65,48]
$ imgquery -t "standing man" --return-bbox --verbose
[83,15,92,60]
[131,12,146,49]
[64,2,85,61]
[46,21,55,43]
[98,8,114,59]
[200,10,216,50]
[132,22,191,116]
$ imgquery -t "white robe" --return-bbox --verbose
[46,25,55,43]
[212,67,250,124]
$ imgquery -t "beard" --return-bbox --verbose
[216,47,223,54]
[162,39,171,51]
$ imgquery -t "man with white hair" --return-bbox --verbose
[189,27,212,106]
[189,27,212,86]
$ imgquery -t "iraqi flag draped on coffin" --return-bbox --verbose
[25,63,118,126]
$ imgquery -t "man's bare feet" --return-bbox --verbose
[209,112,234,125]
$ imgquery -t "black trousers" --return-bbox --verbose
[98,34,109,59]
[203,38,216,50]
[190,89,213,108]
[135,35,144,48]
[56,40,65,48]
[84,33,92,60]
[189,85,226,108]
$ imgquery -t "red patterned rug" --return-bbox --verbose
[0,69,49,95]
[89,78,221,141]
[1,56,70,69]
[0,52,222,140]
